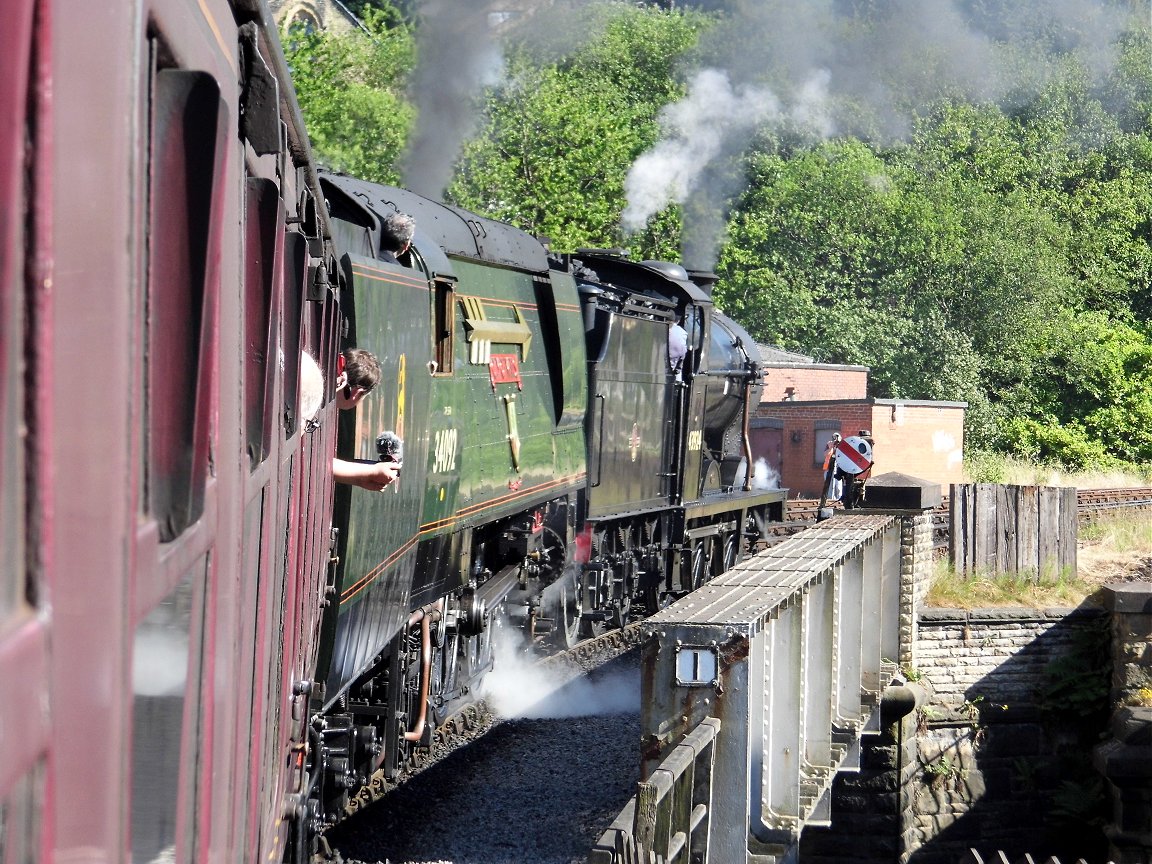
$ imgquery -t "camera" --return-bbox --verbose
[376,431,403,468]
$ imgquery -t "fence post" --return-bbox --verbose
[949,484,1076,579]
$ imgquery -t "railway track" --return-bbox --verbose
[787,486,1152,552]
[1075,486,1152,518]
[329,648,642,864]
[330,622,647,830]
[325,626,645,863]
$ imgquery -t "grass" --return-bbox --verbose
[1077,509,1152,593]
[962,452,1152,488]
[1080,508,1152,549]
[926,562,1090,608]
[927,509,1152,610]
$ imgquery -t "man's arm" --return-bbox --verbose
[333,458,399,491]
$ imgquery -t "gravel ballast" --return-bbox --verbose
[327,649,642,864]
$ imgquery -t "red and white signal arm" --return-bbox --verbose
[835,435,873,475]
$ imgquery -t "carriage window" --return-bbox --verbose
[432,278,456,375]
[130,561,205,864]
[282,232,307,435]
[143,53,227,541]
[244,178,283,467]
[0,246,26,622]
[1,0,41,619]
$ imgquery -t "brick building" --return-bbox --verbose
[751,347,966,498]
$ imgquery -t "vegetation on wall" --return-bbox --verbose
[283,1,1152,475]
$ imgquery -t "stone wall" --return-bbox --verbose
[907,607,1111,864]
[800,604,1113,864]
[916,608,1105,710]
[1093,583,1152,864]
[900,512,936,667]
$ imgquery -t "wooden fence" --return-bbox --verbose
[949,484,1077,577]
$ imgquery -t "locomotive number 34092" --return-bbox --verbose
[433,428,458,473]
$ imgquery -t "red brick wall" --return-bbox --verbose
[754,401,873,497]
[753,400,966,498]
[762,365,869,402]
[869,402,965,489]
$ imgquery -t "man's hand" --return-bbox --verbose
[333,458,399,491]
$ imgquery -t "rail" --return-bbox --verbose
[1076,486,1152,519]
[788,486,1152,554]
[960,850,1117,864]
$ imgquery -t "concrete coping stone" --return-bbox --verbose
[918,607,1106,624]
[1111,707,1152,746]
[1102,581,1152,614]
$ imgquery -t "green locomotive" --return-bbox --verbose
[308,171,786,825]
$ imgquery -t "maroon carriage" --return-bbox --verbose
[0,1,340,860]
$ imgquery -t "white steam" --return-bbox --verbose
[623,69,783,232]
[734,457,781,491]
[480,627,639,720]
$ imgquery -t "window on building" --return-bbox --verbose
[813,421,841,469]
[291,11,319,33]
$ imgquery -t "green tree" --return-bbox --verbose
[714,104,1142,465]
[283,8,415,183]
[717,139,1004,409]
[449,5,710,251]
[1001,311,1152,468]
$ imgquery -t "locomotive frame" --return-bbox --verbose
[303,174,788,834]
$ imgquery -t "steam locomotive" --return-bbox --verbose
[2,0,783,860]
[307,172,787,832]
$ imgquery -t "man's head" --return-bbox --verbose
[380,211,416,256]
[336,348,381,409]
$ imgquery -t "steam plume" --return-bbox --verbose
[401,1,504,199]
[623,0,1138,267]
[622,69,783,233]
[480,627,639,719]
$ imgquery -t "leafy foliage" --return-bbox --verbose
[449,5,711,251]
[282,7,415,183]
[285,4,1152,473]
